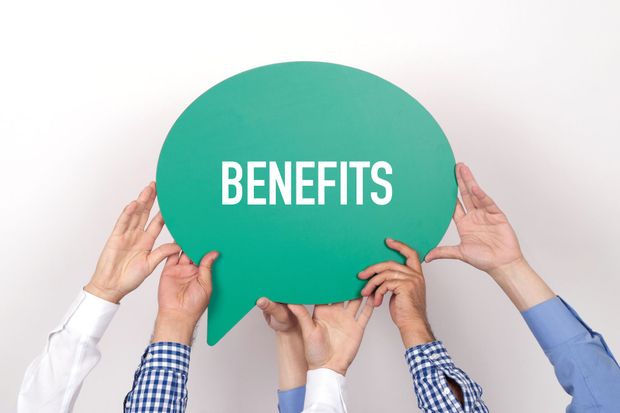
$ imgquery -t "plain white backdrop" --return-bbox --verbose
[1,1,619,412]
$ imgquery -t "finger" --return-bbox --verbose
[471,184,502,214]
[454,198,466,221]
[179,252,191,265]
[145,211,165,239]
[128,185,153,230]
[385,238,421,271]
[147,243,182,273]
[356,297,374,328]
[424,245,463,263]
[459,163,488,211]
[358,260,413,280]
[345,298,362,316]
[361,270,406,296]
[374,280,401,306]
[256,297,290,323]
[287,304,314,333]
[137,182,155,205]
[456,163,475,212]
[163,251,181,269]
[112,201,138,235]
[128,202,144,230]
[198,251,219,286]
[138,182,157,229]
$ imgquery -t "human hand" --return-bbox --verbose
[85,183,181,303]
[424,163,524,277]
[288,299,373,376]
[258,297,308,389]
[257,297,301,335]
[359,238,434,348]
[152,251,219,345]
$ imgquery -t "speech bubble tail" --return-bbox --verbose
[206,290,256,346]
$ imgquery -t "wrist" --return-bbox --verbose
[487,257,555,312]
[317,362,347,376]
[276,328,304,346]
[152,310,198,346]
[399,322,435,349]
[487,256,528,280]
[276,329,307,390]
[84,281,124,304]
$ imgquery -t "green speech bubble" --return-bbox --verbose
[156,62,456,345]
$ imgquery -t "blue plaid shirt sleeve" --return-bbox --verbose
[405,341,489,413]
[123,342,192,413]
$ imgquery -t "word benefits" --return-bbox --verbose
[222,161,393,206]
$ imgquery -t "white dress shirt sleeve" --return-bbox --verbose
[302,368,347,413]
[18,290,119,413]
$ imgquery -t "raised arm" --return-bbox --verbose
[359,238,488,413]
[288,298,374,413]
[124,250,218,413]
[425,163,554,310]
[257,298,307,413]
[425,163,620,412]
[18,183,180,413]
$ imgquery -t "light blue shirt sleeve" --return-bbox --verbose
[277,385,305,413]
[522,296,620,413]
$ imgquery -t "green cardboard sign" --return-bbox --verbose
[156,62,456,345]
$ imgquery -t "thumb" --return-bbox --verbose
[198,251,219,286]
[287,304,314,333]
[424,245,463,263]
[148,243,182,273]
[257,298,289,322]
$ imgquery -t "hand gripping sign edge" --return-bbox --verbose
[155,61,457,345]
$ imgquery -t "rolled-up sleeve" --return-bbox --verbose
[405,341,488,413]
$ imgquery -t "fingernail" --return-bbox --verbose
[257,298,266,307]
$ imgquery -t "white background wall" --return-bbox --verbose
[1,1,619,411]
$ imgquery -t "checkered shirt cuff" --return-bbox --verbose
[405,341,488,413]
[124,342,192,413]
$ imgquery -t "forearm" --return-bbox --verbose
[399,320,435,349]
[276,331,308,390]
[489,258,555,312]
[151,310,198,346]
[406,341,488,413]
[400,323,465,406]
[277,338,307,413]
